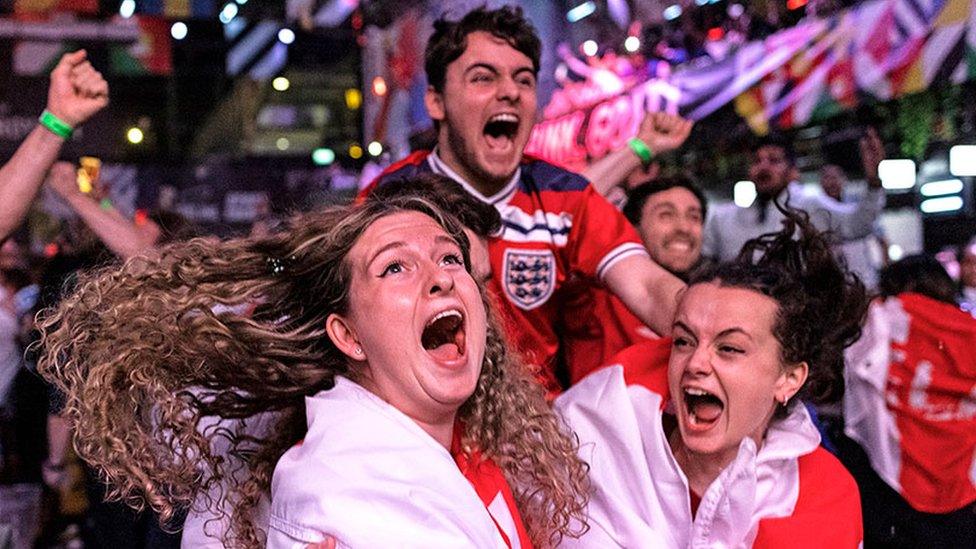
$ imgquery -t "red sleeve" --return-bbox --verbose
[565,185,646,281]
[356,150,430,202]
[753,447,863,548]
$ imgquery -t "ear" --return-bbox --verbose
[776,361,808,403]
[425,85,445,122]
[325,313,365,362]
[789,165,801,182]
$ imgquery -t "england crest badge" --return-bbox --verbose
[502,249,556,310]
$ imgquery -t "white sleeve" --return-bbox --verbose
[803,188,885,241]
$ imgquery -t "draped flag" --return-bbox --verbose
[845,294,976,514]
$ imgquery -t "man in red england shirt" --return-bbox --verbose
[362,6,685,392]
[562,176,708,383]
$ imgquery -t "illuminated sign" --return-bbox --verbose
[526,57,680,172]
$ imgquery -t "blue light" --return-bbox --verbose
[567,1,596,23]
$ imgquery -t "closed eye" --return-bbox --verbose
[718,345,744,354]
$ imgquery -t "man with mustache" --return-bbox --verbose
[703,131,886,263]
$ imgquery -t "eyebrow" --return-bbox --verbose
[368,235,460,267]
[464,62,535,78]
[672,320,752,340]
[464,62,499,76]
[368,241,406,268]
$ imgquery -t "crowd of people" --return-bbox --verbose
[0,5,974,549]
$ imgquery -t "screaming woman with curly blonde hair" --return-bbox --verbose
[37,192,588,548]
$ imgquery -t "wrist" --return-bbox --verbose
[39,110,74,140]
[866,175,882,188]
[627,137,654,170]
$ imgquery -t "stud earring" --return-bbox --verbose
[355,346,363,356]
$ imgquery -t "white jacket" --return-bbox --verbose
[555,366,859,548]
[267,377,511,548]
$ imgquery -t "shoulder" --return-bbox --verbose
[707,201,738,220]
[520,155,591,193]
[797,447,860,504]
[612,338,672,401]
[359,151,432,197]
[754,448,862,548]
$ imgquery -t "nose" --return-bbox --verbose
[496,76,519,102]
[428,263,456,296]
[685,346,712,377]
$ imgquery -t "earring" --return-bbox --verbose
[781,395,790,407]
[355,346,363,356]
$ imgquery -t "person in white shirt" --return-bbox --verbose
[818,163,889,290]
[36,194,588,548]
[704,131,886,263]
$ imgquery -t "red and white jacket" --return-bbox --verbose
[844,293,976,514]
[555,341,862,548]
[268,377,529,548]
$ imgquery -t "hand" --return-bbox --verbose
[47,161,82,200]
[637,112,693,156]
[46,50,109,128]
[859,127,885,184]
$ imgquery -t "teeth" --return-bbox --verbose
[428,309,462,326]
[685,388,710,396]
[489,113,518,123]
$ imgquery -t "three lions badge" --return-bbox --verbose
[503,249,556,310]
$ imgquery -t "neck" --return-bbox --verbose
[435,141,509,198]
[354,371,457,450]
[669,432,734,496]
[414,414,456,450]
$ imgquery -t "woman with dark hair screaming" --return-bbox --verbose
[557,205,868,547]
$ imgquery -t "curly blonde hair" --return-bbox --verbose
[37,195,588,547]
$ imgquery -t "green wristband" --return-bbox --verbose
[39,110,73,139]
[627,137,653,169]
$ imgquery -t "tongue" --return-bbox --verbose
[426,342,462,363]
[692,401,723,423]
[484,133,512,150]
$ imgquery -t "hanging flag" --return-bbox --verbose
[110,16,173,76]
[13,0,96,16]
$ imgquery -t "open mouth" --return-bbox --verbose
[683,387,724,428]
[664,238,694,252]
[483,113,520,150]
[421,309,466,363]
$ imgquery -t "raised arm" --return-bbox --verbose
[47,162,159,259]
[0,50,108,240]
[582,112,692,197]
[809,128,887,240]
[602,253,686,337]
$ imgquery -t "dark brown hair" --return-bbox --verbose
[368,173,501,238]
[690,203,869,404]
[425,5,541,92]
